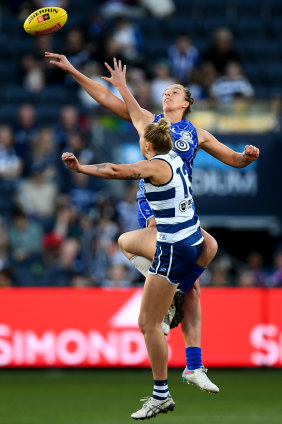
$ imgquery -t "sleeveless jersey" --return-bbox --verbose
[144,150,203,245]
[137,114,198,199]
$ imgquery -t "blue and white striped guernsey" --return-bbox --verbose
[144,150,203,245]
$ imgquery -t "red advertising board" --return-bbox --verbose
[0,288,282,368]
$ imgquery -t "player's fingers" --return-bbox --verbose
[49,60,61,66]
[101,77,111,82]
[45,52,60,58]
[113,57,118,70]
[123,64,126,73]
[104,62,113,74]
[118,60,122,70]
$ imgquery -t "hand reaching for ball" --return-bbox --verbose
[45,52,74,72]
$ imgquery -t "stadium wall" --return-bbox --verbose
[0,288,282,368]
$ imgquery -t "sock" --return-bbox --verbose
[130,255,151,277]
[178,263,206,294]
[185,347,202,370]
[152,379,169,400]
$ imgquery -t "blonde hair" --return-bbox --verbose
[143,118,173,154]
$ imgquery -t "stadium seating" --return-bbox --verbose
[0,0,282,125]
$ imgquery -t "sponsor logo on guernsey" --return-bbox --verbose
[159,233,167,241]
[179,199,192,212]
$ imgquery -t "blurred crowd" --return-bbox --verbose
[0,1,281,289]
[6,0,255,106]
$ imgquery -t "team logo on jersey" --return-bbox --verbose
[174,131,194,152]
[179,199,193,212]
[179,200,187,211]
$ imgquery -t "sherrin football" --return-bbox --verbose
[24,7,68,36]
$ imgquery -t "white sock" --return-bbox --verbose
[130,255,151,277]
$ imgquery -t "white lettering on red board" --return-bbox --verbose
[250,324,282,366]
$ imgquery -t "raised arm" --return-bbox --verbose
[61,152,169,182]
[197,128,260,168]
[45,52,148,122]
[102,58,154,135]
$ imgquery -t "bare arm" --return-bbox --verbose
[45,52,151,123]
[102,58,154,135]
[62,152,170,182]
[197,128,260,168]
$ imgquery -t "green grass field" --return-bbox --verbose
[0,369,281,424]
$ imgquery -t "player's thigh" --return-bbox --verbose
[139,273,176,331]
[119,227,157,259]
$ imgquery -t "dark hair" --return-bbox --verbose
[181,85,194,118]
[144,118,173,154]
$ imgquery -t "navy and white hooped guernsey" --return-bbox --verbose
[137,114,198,200]
[144,150,203,246]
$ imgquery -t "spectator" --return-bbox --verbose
[0,125,23,181]
[21,36,56,92]
[128,67,151,110]
[168,36,199,85]
[268,250,282,287]
[238,270,257,287]
[63,29,91,79]
[209,62,254,103]
[103,264,131,287]
[7,209,43,262]
[116,182,139,232]
[111,16,143,63]
[17,163,58,229]
[237,251,267,287]
[150,62,175,110]
[14,104,38,166]
[203,28,241,75]
[67,171,97,213]
[31,127,61,179]
[54,105,89,148]
[39,232,70,286]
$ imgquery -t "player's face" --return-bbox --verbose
[162,85,188,113]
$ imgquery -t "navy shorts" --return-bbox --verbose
[137,198,154,228]
[149,240,203,285]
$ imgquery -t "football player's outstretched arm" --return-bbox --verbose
[61,152,167,182]
[197,128,260,168]
[45,52,152,124]
[102,58,154,135]
[45,52,131,121]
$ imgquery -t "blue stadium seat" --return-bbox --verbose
[9,38,34,56]
[0,61,19,83]
[1,85,32,103]
[37,85,75,104]
[165,16,199,37]
[0,104,20,124]
[272,17,282,38]
[236,17,266,39]
[36,104,65,125]
[0,14,21,35]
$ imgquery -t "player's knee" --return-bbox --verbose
[191,279,201,298]
[118,233,125,249]
[118,233,131,258]
[138,314,147,334]
[204,235,218,262]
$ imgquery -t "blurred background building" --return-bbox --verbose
[0,0,281,289]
